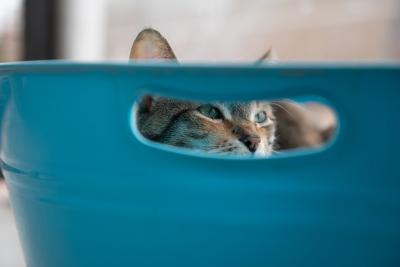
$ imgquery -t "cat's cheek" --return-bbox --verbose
[254,150,266,157]
[251,139,268,157]
[254,148,271,157]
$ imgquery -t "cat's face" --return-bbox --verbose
[140,98,276,156]
[177,102,275,156]
[131,28,276,156]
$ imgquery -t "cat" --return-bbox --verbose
[130,28,336,156]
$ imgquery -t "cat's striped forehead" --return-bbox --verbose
[212,101,272,120]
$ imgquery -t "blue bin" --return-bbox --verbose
[0,61,399,267]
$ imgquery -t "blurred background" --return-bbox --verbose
[0,0,399,266]
[0,0,400,62]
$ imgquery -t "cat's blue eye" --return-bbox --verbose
[197,104,223,120]
[255,111,268,123]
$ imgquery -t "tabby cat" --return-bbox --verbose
[130,28,336,156]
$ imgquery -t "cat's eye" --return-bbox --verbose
[197,104,224,120]
[255,111,268,123]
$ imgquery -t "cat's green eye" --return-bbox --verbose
[255,111,268,123]
[197,104,223,120]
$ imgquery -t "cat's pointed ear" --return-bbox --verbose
[255,47,278,64]
[129,28,177,60]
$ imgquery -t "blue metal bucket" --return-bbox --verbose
[0,61,399,267]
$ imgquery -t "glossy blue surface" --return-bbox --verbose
[0,61,399,267]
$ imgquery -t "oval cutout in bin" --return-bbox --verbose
[130,95,337,158]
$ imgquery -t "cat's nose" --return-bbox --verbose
[239,134,261,153]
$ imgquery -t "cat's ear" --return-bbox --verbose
[255,47,278,64]
[129,28,177,60]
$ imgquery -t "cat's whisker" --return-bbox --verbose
[271,102,295,119]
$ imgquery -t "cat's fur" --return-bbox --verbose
[272,101,336,150]
[130,28,336,155]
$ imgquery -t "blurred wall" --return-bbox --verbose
[58,0,107,60]
[104,0,400,61]
[0,0,22,61]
